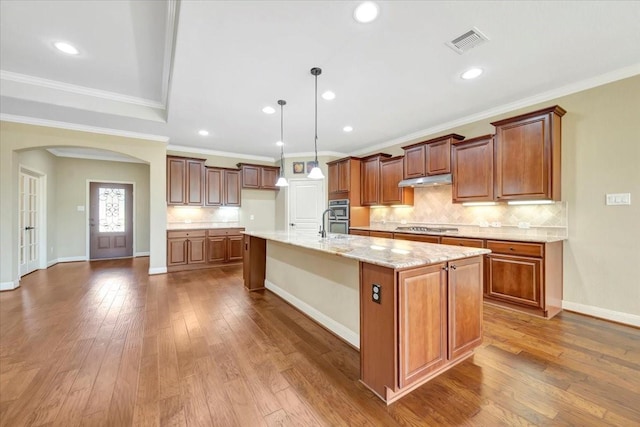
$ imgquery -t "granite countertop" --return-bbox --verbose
[167,222,243,230]
[243,230,490,270]
[351,226,566,243]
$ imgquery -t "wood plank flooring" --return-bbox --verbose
[1,258,639,426]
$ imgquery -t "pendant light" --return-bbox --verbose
[307,67,325,179]
[275,99,289,187]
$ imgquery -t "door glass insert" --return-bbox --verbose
[98,188,126,232]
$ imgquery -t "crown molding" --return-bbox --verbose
[46,148,146,164]
[284,151,347,159]
[166,143,276,162]
[351,63,640,156]
[0,114,169,142]
[0,70,165,108]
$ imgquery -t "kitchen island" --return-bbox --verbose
[242,231,491,403]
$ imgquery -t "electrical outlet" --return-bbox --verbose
[372,284,381,304]
[518,222,530,229]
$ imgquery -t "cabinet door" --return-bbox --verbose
[426,140,451,175]
[205,168,223,206]
[361,158,380,206]
[403,145,426,179]
[448,257,483,360]
[224,170,241,206]
[380,158,404,205]
[451,136,494,203]
[487,254,542,308]
[167,238,188,266]
[167,157,186,205]
[188,236,207,264]
[186,159,204,205]
[337,160,350,192]
[261,167,278,190]
[207,236,226,263]
[328,162,340,193]
[242,165,260,188]
[227,235,244,261]
[398,264,448,388]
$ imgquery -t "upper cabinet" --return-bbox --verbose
[205,168,241,207]
[451,135,494,203]
[237,163,279,190]
[380,156,414,205]
[361,153,391,206]
[327,157,362,203]
[491,106,566,201]
[402,134,465,179]
[167,156,205,205]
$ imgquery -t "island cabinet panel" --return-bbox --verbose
[243,235,266,290]
[451,135,495,203]
[167,156,205,205]
[492,105,565,201]
[380,156,414,205]
[448,256,483,360]
[398,264,448,388]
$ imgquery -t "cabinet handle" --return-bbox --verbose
[450,265,457,270]
[442,266,449,271]
[509,247,515,251]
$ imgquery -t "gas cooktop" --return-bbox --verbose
[395,226,459,233]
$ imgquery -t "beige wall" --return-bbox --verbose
[360,75,640,318]
[1,122,167,286]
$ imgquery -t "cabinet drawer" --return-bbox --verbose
[486,240,543,257]
[441,237,485,248]
[394,233,440,244]
[167,230,206,239]
[207,228,245,237]
[370,231,394,239]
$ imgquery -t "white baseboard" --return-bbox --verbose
[58,256,88,263]
[265,279,360,349]
[47,259,58,267]
[135,251,150,257]
[562,300,640,328]
[148,267,167,275]
[0,280,19,291]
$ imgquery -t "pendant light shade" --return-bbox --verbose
[307,67,324,180]
[275,99,289,187]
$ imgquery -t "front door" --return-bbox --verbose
[288,179,325,234]
[19,171,39,276]
[89,182,133,259]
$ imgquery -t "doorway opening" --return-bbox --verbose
[18,166,47,277]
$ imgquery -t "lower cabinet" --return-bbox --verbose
[361,255,483,403]
[167,228,244,272]
[243,234,266,290]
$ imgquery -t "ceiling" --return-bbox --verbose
[2,1,640,161]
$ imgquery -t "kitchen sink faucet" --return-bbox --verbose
[319,208,336,238]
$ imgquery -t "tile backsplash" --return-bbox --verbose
[167,206,239,225]
[370,186,567,235]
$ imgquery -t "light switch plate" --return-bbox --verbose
[606,193,631,205]
[77,205,85,211]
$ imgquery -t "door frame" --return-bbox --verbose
[18,165,48,277]
[85,179,136,260]
[286,178,326,232]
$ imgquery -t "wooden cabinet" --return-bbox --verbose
[243,235,266,291]
[394,233,440,244]
[361,153,391,206]
[166,156,205,205]
[485,240,562,318]
[447,256,483,360]
[167,230,207,268]
[401,134,465,179]
[369,231,394,239]
[451,134,495,203]
[327,157,362,200]
[440,236,485,248]
[380,156,414,205]
[167,228,244,272]
[237,163,280,190]
[492,106,566,201]
[349,229,370,236]
[205,168,241,206]
[398,264,448,387]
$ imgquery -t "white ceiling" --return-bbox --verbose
[2,1,640,161]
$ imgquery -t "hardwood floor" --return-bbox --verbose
[1,258,638,426]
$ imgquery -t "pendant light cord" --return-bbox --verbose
[314,72,318,165]
[280,102,284,173]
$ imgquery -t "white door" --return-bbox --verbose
[288,179,325,234]
[19,172,39,276]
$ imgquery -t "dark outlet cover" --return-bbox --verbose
[372,284,381,304]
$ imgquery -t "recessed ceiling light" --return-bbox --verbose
[54,41,79,55]
[198,130,209,136]
[354,2,379,23]
[322,91,336,100]
[262,106,275,114]
[343,126,353,132]
[461,67,483,80]
[276,140,284,146]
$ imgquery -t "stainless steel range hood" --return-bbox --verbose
[398,173,452,187]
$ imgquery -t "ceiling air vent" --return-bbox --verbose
[446,27,489,54]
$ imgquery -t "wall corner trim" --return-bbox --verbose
[149,267,167,275]
[0,281,20,291]
[562,300,640,328]
[265,279,360,349]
